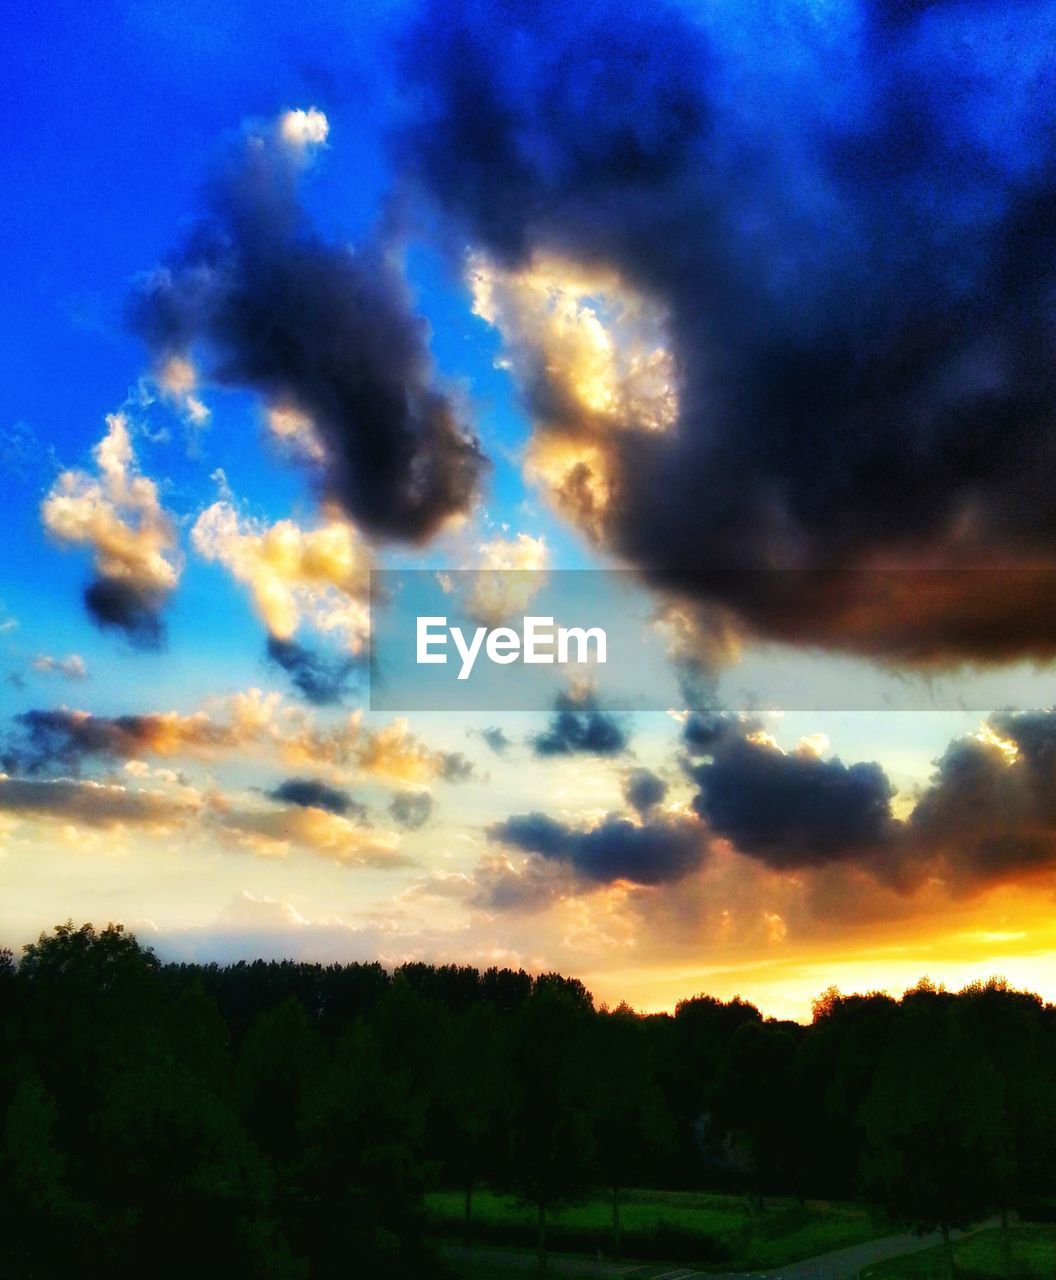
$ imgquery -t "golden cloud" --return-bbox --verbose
[191,500,371,649]
[41,412,180,605]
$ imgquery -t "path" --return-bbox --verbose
[442,1218,997,1280]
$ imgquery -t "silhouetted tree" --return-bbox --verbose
[506,981,596,1271]
[591,1005,674,1256]
[863,983,1000,1277]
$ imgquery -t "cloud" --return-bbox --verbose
[3,700,268,774]
[397,0,1056,666]
[466,531,548,623]
[265,403,326,463]
[192,498,371,651]
[210,801,405,868]
[687,728,896,873]
[350,716,475,785]
[901,710,1056,892]
[279,106,330,149]
[155,355,210,426]
[623,766,667,817]
[41,413,179,646]
[151,891,485,970]
[3,692,475,789]
[487,809,706,887]
[471,851,579,913]
[264,776,366,821]
[531,689,628,757]
[480,725,512,755]
[0,776,197,831]
[130,108,486,543]
[389,790,433,830]
[32,655,88,681]
[677,707,1056,897]
[265,636,362,706]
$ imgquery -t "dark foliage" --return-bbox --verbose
[2,924,1055,1276]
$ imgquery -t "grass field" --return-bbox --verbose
[428,1187,890,1271]
[862,1225,1056,1280]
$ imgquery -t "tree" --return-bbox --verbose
[0,1073,94,1277]
[505,982,596,1271]
[237,994,322,1166]
[590,1006,674,1257]
[435,1002,509,1244]
[956,980,1056,1275]
[93,1061,298,1279]
[295,1021,439,1278]
[862,985,1000,1277]
[711,1017,802,1202]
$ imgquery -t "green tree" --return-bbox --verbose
[0,1073,94,1278]
[437,1002,509,1244]
[862,985,1000,1277]
[237,994,322,1166]
[505,981,596,1271]
[591,1005,674,1256]
[295,1021,439,1277]
[94,1062,299,1279]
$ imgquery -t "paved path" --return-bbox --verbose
[631,1219,996,1280]
[442,1218,997,1280]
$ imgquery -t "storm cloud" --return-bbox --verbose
[902,709,1056,890]
[265,636,361,707]
[623,767,667,817]
[265,776,365,820]
[687,730,896,872]
[488,810,706,886]
[531,690,628,757]
[2,708,225,775]
[397,0,1056,666]
[130,110,485,544]
[680,707,1056,894]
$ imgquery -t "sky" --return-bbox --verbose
[5,0,1056,1020]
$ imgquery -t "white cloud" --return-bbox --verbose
[32,654,88,681]
[191,499,371,649]
[41,412,180,605]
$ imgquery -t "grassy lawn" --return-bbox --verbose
[428,1187,890,1271]
[862,1225,1056,1280]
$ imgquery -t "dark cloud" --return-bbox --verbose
[677,707,1056,894]
[1,707,235,776]
[0,777,195,829]
[487,810,705,886]
[687,730,896,872]
[397,0,1056,665]
[265,636,360,706]
[683,708,737,752]
[265,776,365,820]
[902,709,1056,889]
[389,790,433,829]
[623,767,667,817]
[436,750,476,782]
[4,709,162,774]
[531,690,628,757]
[482,706,1056,902]
[130,112,486,543]
[480,725,511,755]
[84,578,165,650]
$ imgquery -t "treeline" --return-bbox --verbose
[1,923,1055,1277]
